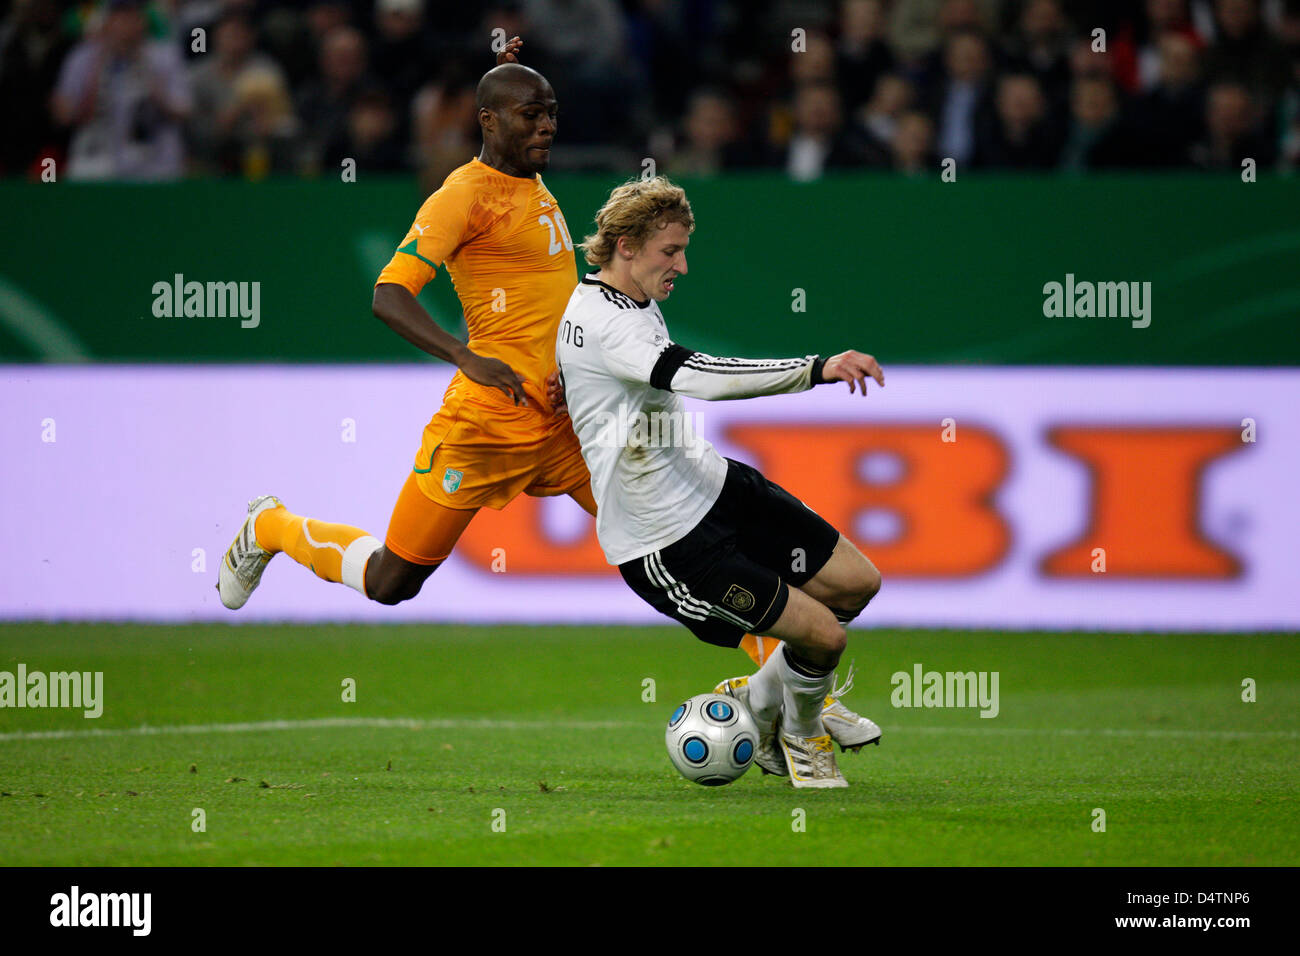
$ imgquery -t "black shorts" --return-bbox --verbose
[619,458,840,649]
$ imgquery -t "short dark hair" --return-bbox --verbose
[475,63,551,113]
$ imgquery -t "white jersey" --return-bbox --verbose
[557,275,824,565]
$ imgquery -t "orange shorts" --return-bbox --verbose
[383,373,592,565]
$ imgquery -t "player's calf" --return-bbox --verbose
[767,589,845,722]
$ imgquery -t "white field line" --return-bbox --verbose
[0,717,631,742]
[905,726,1300,739]
[0,717,1296,743]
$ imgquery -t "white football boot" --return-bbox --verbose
[821,663,883,753]
[778,722,849,789]
[713,676,787,776]
[217,495,283,610]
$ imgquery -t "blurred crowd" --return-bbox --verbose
[2,0,1299,186]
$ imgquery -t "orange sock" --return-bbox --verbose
[254,507,380,592]
[740,634,783,668]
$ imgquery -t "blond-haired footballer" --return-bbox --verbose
[556,177,886,788]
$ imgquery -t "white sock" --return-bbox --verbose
[341,536,382,597]
[777,646,834,737]
[745,649,785,725]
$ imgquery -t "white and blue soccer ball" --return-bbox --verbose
[665,693,760,786]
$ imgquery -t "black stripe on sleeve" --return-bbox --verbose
[649,344,698,391]
[682,356,809,375]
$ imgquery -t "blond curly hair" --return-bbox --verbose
[580,176,695,268]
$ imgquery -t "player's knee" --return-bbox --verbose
[365,551,441,606]
[860,564,882,605]
[828,566,881,624]
[367,570,431,605]
[369,579,415,605]
[811,617,847,660]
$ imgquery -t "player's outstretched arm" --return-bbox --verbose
[652,345,883,402]
[373,282,528,406]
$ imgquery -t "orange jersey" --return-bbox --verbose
[375,157,578,412]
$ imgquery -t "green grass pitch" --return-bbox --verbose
[0,623,1295,866]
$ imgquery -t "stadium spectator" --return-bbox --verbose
[51,0,192,180]
[853,72,916,165]
[5,0,1298,180]
[222,63,299,178]
[974,72,1063,168]
[780,81,865,180]
[371,0,431,112]
[1131,31,1206,166]
[1058,75,1140,170]
[1278,11,1300,169]
[836,0,897,115]
[522,0,642,147]
[926,30,995,168]
[188,11,292,173]
[0,0,73,176]
[479,0,528,58]
[294,24,371,174]
[623,0,701,124]
[889,0,999,68]
[1202,0,1290,101]
[1135,0,1203,92]
[1190,78,1276,167]
[1000,0,1072,109]
[891,108,937,173]
[283,0,353,85]
[792,29,839,87]
[175,0,258,61]
[667,88,752,177]
[324,86,406,173]
[1279,0,1300,47]
[762,29,839,171]
[1068,34,1117,82]
[410,60,478,194]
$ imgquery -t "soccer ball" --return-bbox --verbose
[665,693,760,786]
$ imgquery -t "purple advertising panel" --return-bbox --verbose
[3,365,1296,629]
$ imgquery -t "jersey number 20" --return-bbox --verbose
[539,212,574,255]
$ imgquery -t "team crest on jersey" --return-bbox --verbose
[722,584,756,613]
[442,468,464,494]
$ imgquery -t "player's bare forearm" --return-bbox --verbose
[372,282,469,364]
[371,283,529,406]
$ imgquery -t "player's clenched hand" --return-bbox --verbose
[496,36,523,65]
[461,351,528,406]
[545,368,568,415]
[822,351,885,396]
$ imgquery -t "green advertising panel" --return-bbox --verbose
[1,173,1296,364]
